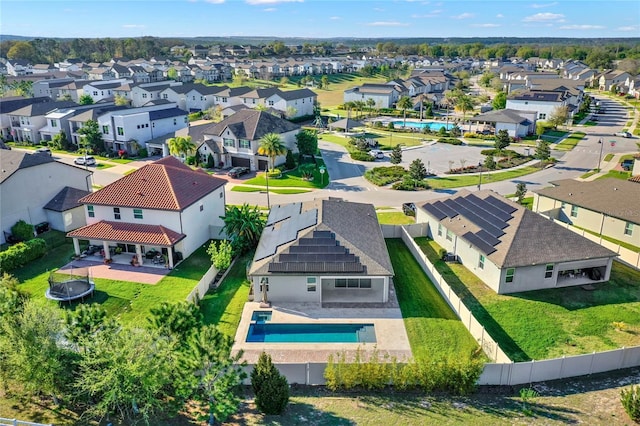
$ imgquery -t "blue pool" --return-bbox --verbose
[246,323,376,343]
[392,120,453,131]
[251,310,272,322]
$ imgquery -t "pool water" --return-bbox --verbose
[392,120,453,131]
[251,310,273,322]
[246,323,376,343]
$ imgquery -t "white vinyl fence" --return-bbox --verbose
[0,419,52,426]
[186,264,218,303]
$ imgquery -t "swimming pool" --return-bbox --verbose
[246,323,376,343]
[392,120,453,131]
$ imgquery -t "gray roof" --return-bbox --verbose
[420,190,617,268]
[534,178,640,225]
[508,90,565,102]
[273,88,316,101]
[0,96,53,114]
[43,186,91,212]
[249,198,394,277]
[148,107,187,121]
[10,100,78,117]
[471,109,532,125]
[328,117,363,131]
[1,150,56,183]
[204,109,299,140]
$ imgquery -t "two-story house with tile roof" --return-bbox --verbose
[68,156,227,268]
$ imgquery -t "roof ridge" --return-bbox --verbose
[160,163,181,210]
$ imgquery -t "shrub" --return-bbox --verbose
[0,238,47,273]
[299,163,316,180]
[251,352,289,415]
[364,166,406,186]
[350,151,374,161]
[206,153,214,168]
[267,168,282,178]
[392,178,430,191]
[480,148,520,158]
[207,239,233,270]
[185,155,196,165]
[11,220,34,242]
[284,149,296,170]
[621,385,640,422]
[136,148,148,158]
[437,137,463,145]
[438,248,448,260]
[387,122,395,130]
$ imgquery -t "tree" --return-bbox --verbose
[207,239,233,271]
[397,96,413,128]
[284,149,296,170]
[479,71,496,87]
[390,144,402,164]
[148,301,203,342]
[408,159,427,182]
[65,304,110,351]
[548,106,569,129]
[167,67,178,81]
[77,119,105,154]
[279,76,289,87]
[484,154,496,170]
[535,140,551,163]
[167,136,196,161]
[206,153,214,168]
[455,94,476,130]
[251,352,289,415]
[515,182,527,205]
[114,94,129,106]
[494,129,511,152]
[320,75,329,89]
[366,98,376,117]
[295,129,318,157]
[285,106,297,118]
[258,133,287,170]
[78,94,94,105]
[221,204,266,254]
[7,41,37,61]
[51,130,71,150]
[492,91,507,110]
[536,121,547,140]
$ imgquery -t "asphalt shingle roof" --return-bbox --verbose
[43,186,91,212]
[204,109,299,140]
[1,150,57,184]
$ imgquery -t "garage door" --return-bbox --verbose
[231,156,251,168]
[258,159,269,171]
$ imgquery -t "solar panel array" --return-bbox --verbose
[268,230,364,273]
[423,193,518,256]
[254,206,318,261]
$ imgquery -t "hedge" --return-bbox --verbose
[0,238,47,272]
[350,151,375,161]
[364,166,407,186]
[437,137,463,145]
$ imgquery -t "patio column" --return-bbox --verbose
[136,245,143,266]
[102,241,111,260]
[167,246,174,269]
[73,238,81,256]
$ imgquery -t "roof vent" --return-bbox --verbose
[569,192,572,196]
[137,191,143,196]
[614,187,617,191]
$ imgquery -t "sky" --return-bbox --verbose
[1,0,639,39]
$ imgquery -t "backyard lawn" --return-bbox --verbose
[386,239,481,362]
[377,212,415,225]
[416,237,640,362]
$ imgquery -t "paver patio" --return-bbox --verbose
[60,259,169,284]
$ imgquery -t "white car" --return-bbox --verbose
[74,156,97,166]
[370,149,385,159]
[614,131,632,138]
[35,147,52,155]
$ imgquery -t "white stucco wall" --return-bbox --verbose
[253,275,322,303]
[179,186,226,257]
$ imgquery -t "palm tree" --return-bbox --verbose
[167,136,196,162]
[455,95,476,133]
[397,96,414,128]
[258,133,287,170]
[366,98,376,117]
[220,204,266,253]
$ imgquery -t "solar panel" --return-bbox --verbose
[463,232,497,255]
[476,229,501,247]
[422,203,447,220]
[464,194,513,222]
[447,200,504,238]
[289,245,346,254]
[484,195,518,214]
[298,237,336,246]
[455,197,509,230]
[268,261,364,273]
[313,230,333,238]
[278,253,357,263]
[433,200,458,218]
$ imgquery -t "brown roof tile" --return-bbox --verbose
[79,156,225,211]
[67,220,185,246]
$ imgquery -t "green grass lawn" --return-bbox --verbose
[555,132,586,151]
[580,170,599,179]
[572,225,640,253]
[597,170,632,180]
[416,238,640,362]
[426,166,540,189]
[603,153,614,162]
[243,161,329,189]
[93,156,134,164]
[95,162,114,170]
[386,239,481,361]
[230,185,311,194]
[377,212,415,225]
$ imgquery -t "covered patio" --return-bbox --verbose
[67,220,186,269]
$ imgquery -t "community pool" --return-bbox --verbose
[392,120,454,131]
[246,323,376,343]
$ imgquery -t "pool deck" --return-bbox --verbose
[232,301,413,364]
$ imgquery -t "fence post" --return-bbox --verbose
[589,351,596,375]
[528,360,535,384]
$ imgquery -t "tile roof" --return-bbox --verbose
[67,220,185,246]
[420,190,617,268]
[79,156,226,211]
[534,178,640,224]
[203,109,299,140]
[43,186,91,212]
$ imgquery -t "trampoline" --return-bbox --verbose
[45,267,95,302]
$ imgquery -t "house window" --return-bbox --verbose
[142,93,148,98]
[117,127,124,136]
[539,113,546,120]
[239,139,250,149]
[334,278,371,289]
[51,120,57,127]
[505,268,515,283]
[446,229,453,241]
[478,254,485,270]
[545,264,554,279]
[163,94,168,99]
[307,277,316,292]
[199,203,204,212]
[113,207,121,220]
[268,100,274,106]
[102,125,109,134]
[437,223,443,237]
[173,118,177,125]
[570,205,578,217]
[223,138,234,147]
[624,222,634,236]
[133,209,143,219]
[335,279,347,288]
[87,205,95,218]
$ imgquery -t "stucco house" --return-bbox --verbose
[68,156,227,268]
[416,190,617,294]
[343,84,400,109]
[533,178,640,251]
[506,90,570,121]
[469,109,536,138]
[1,151,92,244]
[248,198,394,304]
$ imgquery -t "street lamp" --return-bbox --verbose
[597,138,603,171]
[264,167,270,209]
[477,161,483,191]
[319,165,326,186]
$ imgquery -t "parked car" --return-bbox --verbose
[74,156,96,166]
[35,147,52,155]
[402,202,416,216]
[370,149,385,159]
[227,166,250,178]
[614,131,632,138]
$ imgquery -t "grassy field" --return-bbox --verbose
[416,238,640,362]
[555,132,586,151]
[230,185,311,194]
[426,166,541,189]
[308,73,388,108]
[386,239,481,361]
[377,212,415,225]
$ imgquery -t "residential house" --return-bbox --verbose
[599,70,631,92]
[39,102,116,143]
[0,96,53,139]
[8,100,78,144]
[159,83,226,112]
[130,81,180,107]
[66,104,128,147]
[199,109,300,171]
[32,78,76,99]
[533,179,640,251]
[506,90,570,121]
[248,198,394,304]
[344,84,400,109]
[68,156,227,268]
[5,59,32,76]
[1,151,92,243]
[43,186,92,233]
[469,109,536,138]
[416,190,617,294]
[83,79,132,103]
[263,88,316,118]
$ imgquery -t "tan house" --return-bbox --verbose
[416,190,617,294]
[533,179,640,250]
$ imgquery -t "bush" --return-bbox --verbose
[480,148,521,158]
[185,155,196,165]
[188,111,203,122]
[350,151,374,161]
[207,239,233,270]
[298,163,316,180]
[266,168,282,178]
[251,352,289,415]
[136,148,148,158]
[621,385,640,423]
[437,137,463,145]
[206,153,214,168]
[438,248,448,260]
[392,178,431,191]
[364,166,406,186]
[11,220,34,242]
[0,238,47,273]
[284,149,296,170]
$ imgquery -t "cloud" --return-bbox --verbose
[472,23,501,28]
[496,14,504,18]
[617,25,639,32]
[558,24,604,30]
[329,16,341,20]
[366,21,411,27]
[122,24,146,29]
[411,10,442,18]
[531,2,558,8]
[246,0,302,4]
[452,13,474,20]
[373,7,385,12]
[263,7,277,11]
[204,0,225,3]
[523,12,564,22]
